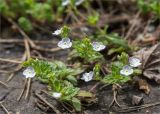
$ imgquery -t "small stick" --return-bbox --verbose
[60,102,74,113]
[24,38,32,100]
[35,92,62,114]
[89,82,100,93]
[6,18,61,53]
[0,39,57,44]
[124,11,141,40]
[99,84,110,91]
[6,73,14,82]
[0,103,11,114]
[25,78,31,100]
[0,80,9,88]
[0,58,22,64]
[117,101,160,112]
[17,79,27,101]
[0,70,9,73]
[109,85,121,108]
[42,90,74,112]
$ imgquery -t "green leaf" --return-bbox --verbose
[18,17,33,32]
[72,97,81,111]
[66,75,77,85]
[117,52,129,65]
[73,38,103,62]
[23,58,80,85]
[108,47,126,55]
[106,34,129,49]
[87,12,99,26]
[61,25,70,38]
[93,63,102,80]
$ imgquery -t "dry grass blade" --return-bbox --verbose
[0,80,9,88]
[0,103,12,114]
[17,79,27,101]
[0,58,22,64]
[35,92,62,114]
[117,101,160,113]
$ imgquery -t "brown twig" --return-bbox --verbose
[89,82,101,93]
[109,85,121,108]
[17,79,27,101]
[6,73,14,82]
[117,101,160,112]
[0,58,22,64]
[24,38,31,100]
[35,92,62,114]
[60,101,75,113]
[124,11,141,40]
[41,90,74,113]
[24,78,31,100]
[0,80,9,88]
[0,39,57,44]
[7,18,61,53]
[0,70,9,73]
[0,103,11,114]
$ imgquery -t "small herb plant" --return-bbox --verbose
[22,25,142,111]
[53,26,105,63]
[89,26,131,55]
[137,0,160,18]
[102,52,142,85]
[23,58,83,111]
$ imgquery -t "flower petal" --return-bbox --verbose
[52,92,61,99]
[57,38,72,49]
[81,71,94,82]
[120,65,133,76]
[92,42,106,51]
[23,67,36,78]
[129,57,141,67]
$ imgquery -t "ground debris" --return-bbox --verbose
[134,43,160,83]
[138,79,150,94]
[132,95,143,105]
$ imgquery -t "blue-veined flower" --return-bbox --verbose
[23,67,36,78]
[52,28,62,35]
[58,38,72,49]
[92,42,106,51]
[52,92,62,99]
[81,71,94,82]
[129,57,141,67]
[120,65,133,76]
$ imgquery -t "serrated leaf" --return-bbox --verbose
[66,75,77,85]
[72,97,81,111]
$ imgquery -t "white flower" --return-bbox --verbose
[52,28,62,35]
[52,92,62,99]
[62,0,70,6]
[92,42,106,51]
[120,65,133,76]
[58,38,72,49]
[75,0,84,6]
[23,67,36,78]
[129,57,141,67]
[81,71,94,82]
